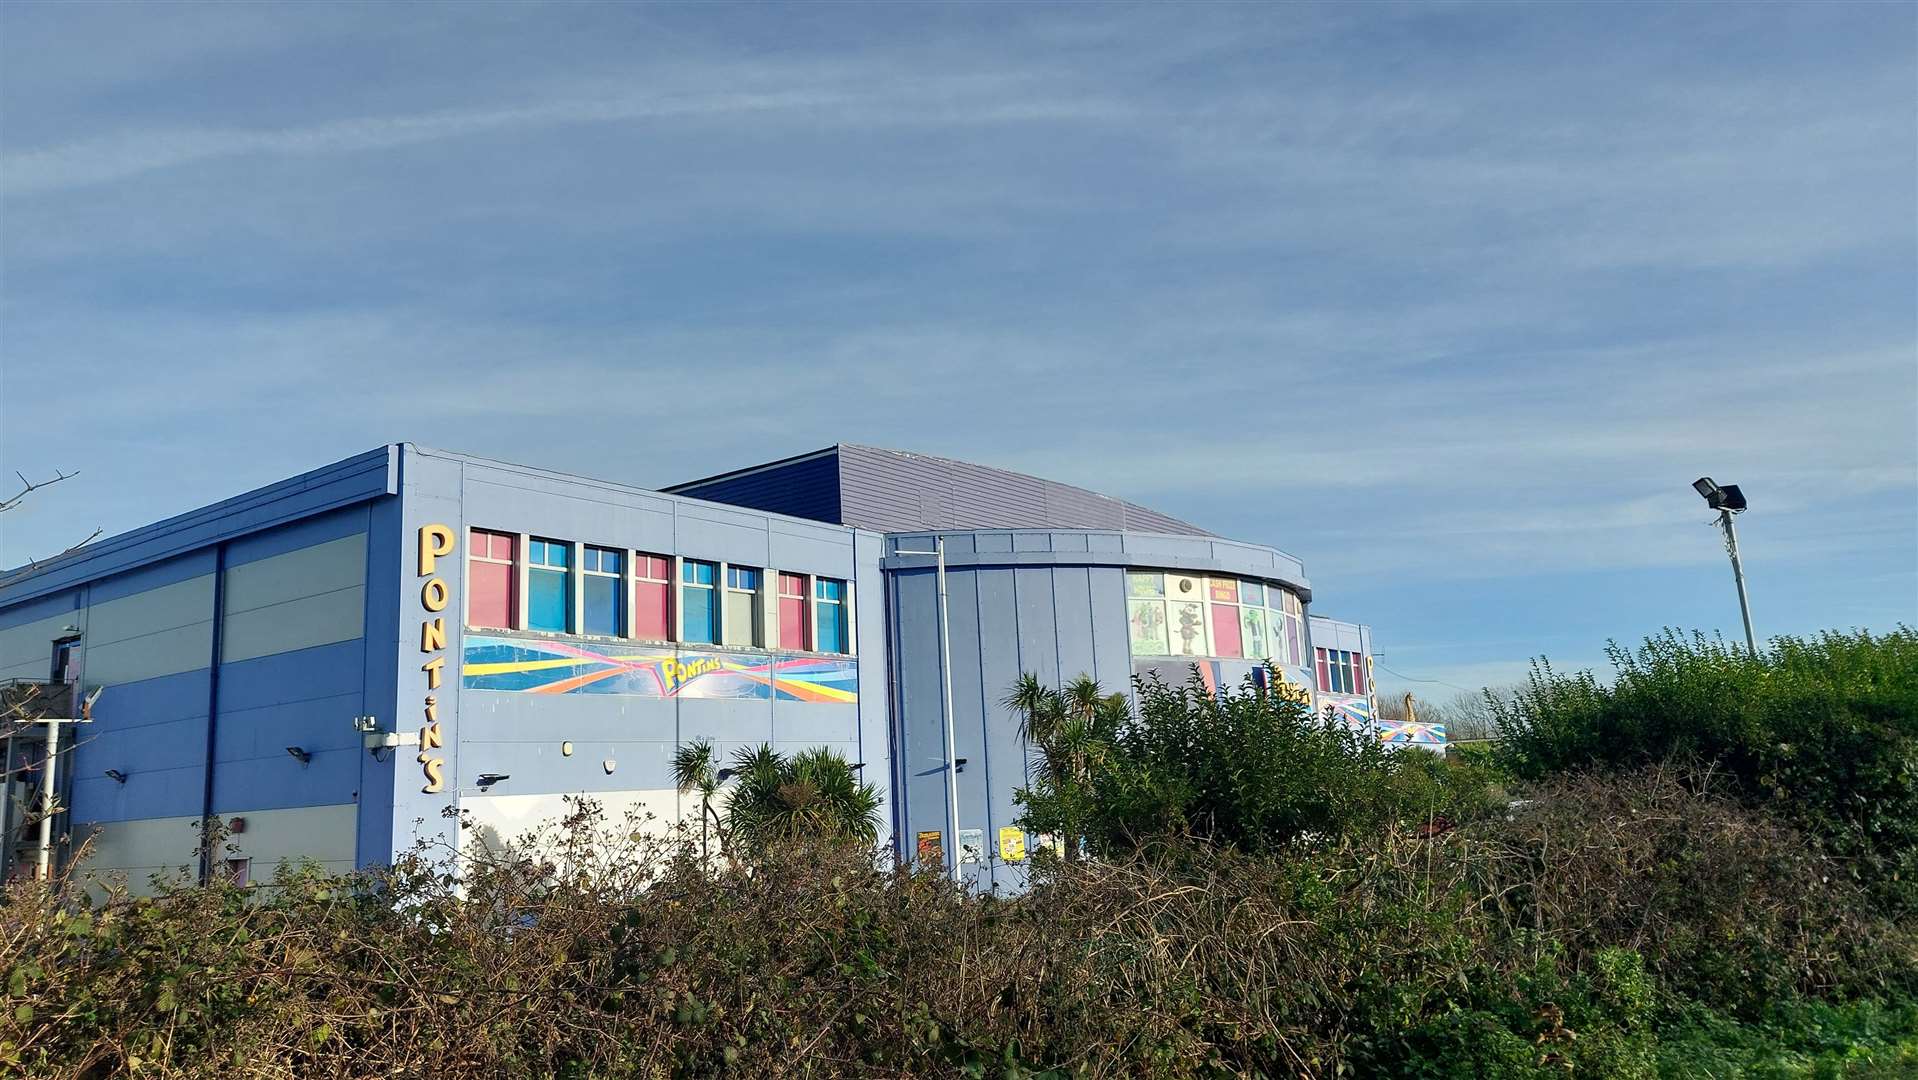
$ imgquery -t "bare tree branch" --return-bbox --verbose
[0,468,77,513]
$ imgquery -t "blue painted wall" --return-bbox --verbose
[885,529,1314,892]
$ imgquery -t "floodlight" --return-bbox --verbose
[285,746,312,765]
[104,769,127,784]
[1689,477,1757,655]
[476,772,510,788]
[1692,477,1718,500]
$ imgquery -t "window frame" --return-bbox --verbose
[813,576,848,654]
[723,565,764,648]
[580,545,624,638]
[466,528,519,631]
[679,558,719,645]
[525,537,574,634]
[630,552,673,642]
[777,572,811,652]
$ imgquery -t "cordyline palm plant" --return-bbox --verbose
[1004,673,1127,860]
[724,744,882,859]
[671,737,727,862]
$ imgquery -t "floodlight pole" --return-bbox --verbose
[1717,509,1757,657]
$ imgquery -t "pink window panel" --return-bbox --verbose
[469,563,516,629]
[638,555,671,580]
[780,598,808,650]
[1353,655,1366,695]
[1210,603,1241,658]
[633,579,671,640]
[1315,650,1331,693]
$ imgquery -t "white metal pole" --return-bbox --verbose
[1721,510,1758,657]
[934,537,961,884]
[36,718,60,881]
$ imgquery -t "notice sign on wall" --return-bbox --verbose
[998,827,1026,863]
[958,829,984,865]
[916,830,943,866]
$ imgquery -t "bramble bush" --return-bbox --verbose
[6,769,1912,1078]
[1490,627,1918,912]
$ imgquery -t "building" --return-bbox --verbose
[0,443,1428,892]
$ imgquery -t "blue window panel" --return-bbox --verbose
[815,603,846,653]
[682,560,715,585]
[584,547,620,574]
[529,568,570,632]
[727,567,760,590]
[583,574,621,636]
[814,578,844,601]
[530,539,570,569]
[682,586,717,644]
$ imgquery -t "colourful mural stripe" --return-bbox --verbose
[461,634,858,702]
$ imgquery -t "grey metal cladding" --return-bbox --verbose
[835,445,1215,537]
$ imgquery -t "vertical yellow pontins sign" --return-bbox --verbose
[417,523,456,793]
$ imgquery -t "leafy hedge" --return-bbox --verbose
[1490,628,1918,911]
[6,771,1911,1078]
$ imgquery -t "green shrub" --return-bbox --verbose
[1491,628,1918,911]
[1013,669,1506,856]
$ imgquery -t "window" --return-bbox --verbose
[1125,573,1170,655]
[468,529,517,629]
[527,539,571,633]
[582,546,622,637]
[1315,648,1364,695]
[1269,589,1304,668]
[1166,574,1208,656]
[778,573,809,650]
[814,577,848,654]
[724,566,763,648]
[681,560,718,644]
[632,554,672,641]
[1207,578,1243,658]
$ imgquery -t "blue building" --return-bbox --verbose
[0,443,1425,893]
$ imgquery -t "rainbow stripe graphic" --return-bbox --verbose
[1378,720,1448,746]
[462,635,857,703]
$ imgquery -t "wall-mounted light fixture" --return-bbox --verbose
[104,769,127,784]
[954,757,969,773]
[476,773,510,789]
[285,746,312,765]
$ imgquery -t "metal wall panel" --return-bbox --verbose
[70,814,202,896]
[0,604,84,680]
[661,450,841,525]
[220,534,367,665]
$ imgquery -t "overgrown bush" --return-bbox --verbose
[7,772,1910,1078]
[1490,628,1918,911]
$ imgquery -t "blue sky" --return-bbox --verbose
[2,2,1912,697]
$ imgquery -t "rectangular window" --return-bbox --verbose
[581,546,623,637]
[1240,604,1267,662]
[1353,652,1367,695]
[527,539,572,633]
[1125,572,1165,598]
[681,559,717,645]
[778,573,809,650]
[633,554,672,641]
[724,566,763,648]
[1315,648,1332,693]
[814,577,848,654]
[1210,600,1242,658]
[1239,580,1265,607]
[1127,597,1169,655]
[1271,590,1303,668]
[467,529,517,629]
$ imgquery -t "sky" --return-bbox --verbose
[1,1,1913,699]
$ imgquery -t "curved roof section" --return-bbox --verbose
[664,443,1214,538]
